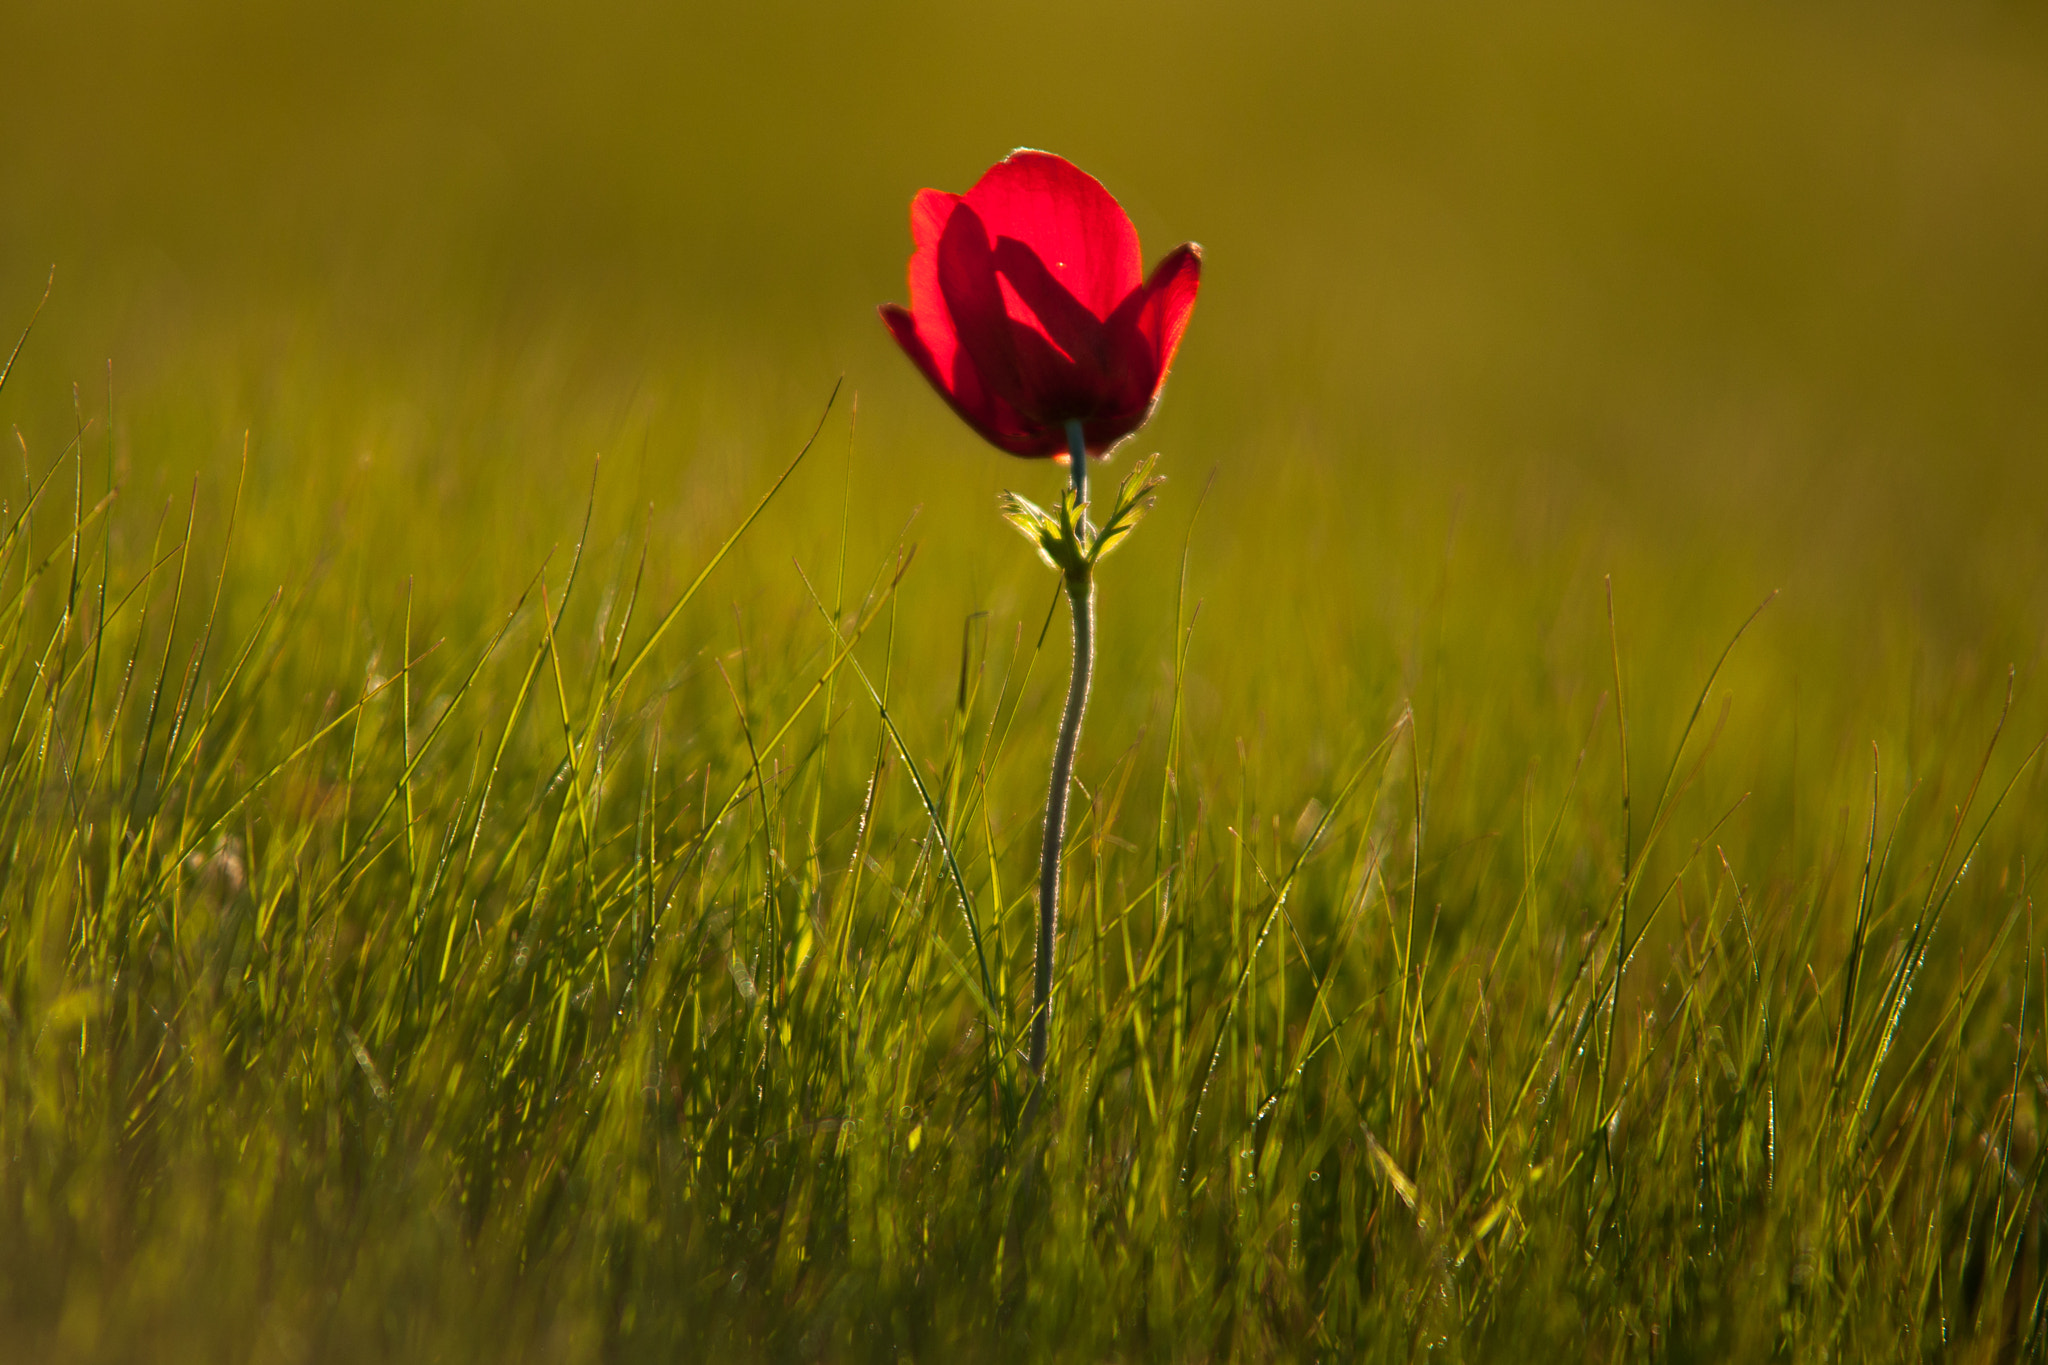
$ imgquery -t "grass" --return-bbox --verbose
[0,326,2042,1360]
[3,0,2048,1359]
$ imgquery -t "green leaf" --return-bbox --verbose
[998,489,1088,574]
[1088,453,1165,566]
[997,491,1058,570]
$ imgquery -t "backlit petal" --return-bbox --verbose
[880,304,1047,456]
[963,150,1143,321]
[935,202,1026,406]
[908,187,955,253]
[1137,242,1203,384]
[993,236,1113,375]
[880,153,1195,461]
[902,190,965,387]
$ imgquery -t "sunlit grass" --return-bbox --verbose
[0,322,2041,1358]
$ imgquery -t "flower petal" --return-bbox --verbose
[1046,296,1142,448]
[881,155,1190,462]
[936,201,1027,408]
[909,187,955,253]
[901,189,965,383]
[1137,242,1203,384]
[880,304,1048,456]
[1067,245,1202,455]
[992,235,1114,375]
[963,150,1144,321]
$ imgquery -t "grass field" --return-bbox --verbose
[3,1,2048,1359]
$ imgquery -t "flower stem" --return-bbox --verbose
[1067,417,1088,505]
[1028,420,1093,1084]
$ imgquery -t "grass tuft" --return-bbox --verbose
[0,331,2042,1360]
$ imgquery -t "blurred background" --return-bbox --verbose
[3,0,2045,837]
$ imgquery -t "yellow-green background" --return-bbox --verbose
[7,1,2044,783]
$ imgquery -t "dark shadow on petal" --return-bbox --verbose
[1100,286,1161,417]
[1002,321,1105,429]
[937,204,1028,414]
[992,236,1116,371]
[880,303,1048,456]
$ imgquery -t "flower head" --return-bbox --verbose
[880,150,1201,460]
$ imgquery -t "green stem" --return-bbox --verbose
[1029,420,1093,1082]
[1067,417,1088,506]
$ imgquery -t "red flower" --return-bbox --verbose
[880,150,1201,460]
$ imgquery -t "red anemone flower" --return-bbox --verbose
[880,149,1201,460]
